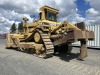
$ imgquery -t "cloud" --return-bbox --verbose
[0,0,78,20]
[0,0,39,14]
[85,0,100,11]
[0,0,80,33]
[0,17,6,23]
[0,0,93,33]
[0,18,14,34]
[86,8,99,16]
[85,0,100,25]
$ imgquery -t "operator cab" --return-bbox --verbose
[40,5,59,22]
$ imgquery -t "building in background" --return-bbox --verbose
[73,25,100,48]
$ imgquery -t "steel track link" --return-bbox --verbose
[37,30,54,58]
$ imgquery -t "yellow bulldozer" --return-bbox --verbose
[6,5,94,60]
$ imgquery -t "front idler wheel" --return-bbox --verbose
[33,31,42,43]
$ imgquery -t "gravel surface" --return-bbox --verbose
[0,39,100,75]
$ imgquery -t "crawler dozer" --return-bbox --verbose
[6,5,94,60]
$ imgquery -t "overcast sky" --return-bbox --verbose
[0,0,100,34]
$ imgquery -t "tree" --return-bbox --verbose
[18,21,23,33]
[10,23,16,33]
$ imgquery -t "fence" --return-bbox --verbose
[73,25,100,48]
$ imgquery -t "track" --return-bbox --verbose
[38,30,54,58]
[18,29,54,58]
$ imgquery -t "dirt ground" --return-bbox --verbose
[0,39,100,75]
